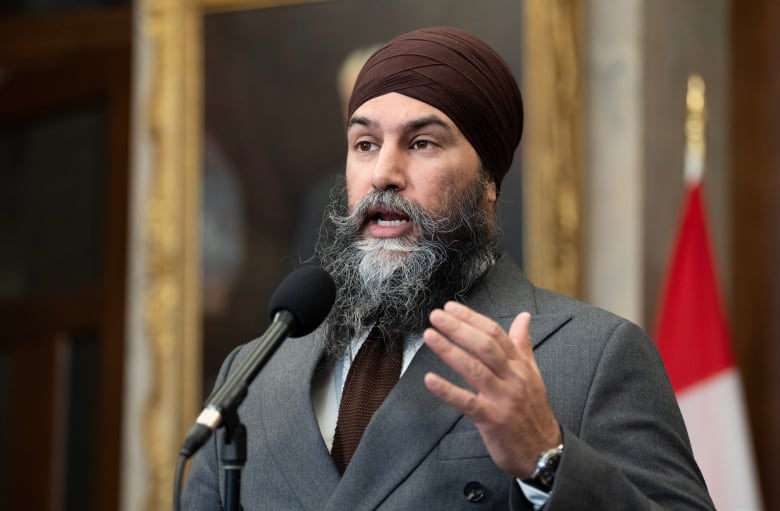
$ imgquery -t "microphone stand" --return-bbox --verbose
[177,311,296,511]
[175,265,335,511]
[220,409,246,511]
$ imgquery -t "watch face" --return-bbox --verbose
[538,466,555,486]
[532,445,563,490]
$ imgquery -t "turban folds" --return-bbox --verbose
[347,26,524,189]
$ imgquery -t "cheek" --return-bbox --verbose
[425,168,465,202]
[345,166,367,211]
[418,181,456,218]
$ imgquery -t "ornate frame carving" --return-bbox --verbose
[136,0,581,508]
[523,0,583,298]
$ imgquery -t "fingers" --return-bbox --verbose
[423,324,504,396]
[424,302,534,390]
[423,372,488,420]
[429,301,517,364]
[508,311,533,355]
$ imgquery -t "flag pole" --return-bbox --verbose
[684,74,706,185]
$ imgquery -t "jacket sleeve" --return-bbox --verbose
[526,320,715,510]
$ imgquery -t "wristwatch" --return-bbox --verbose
[523,443,564,492]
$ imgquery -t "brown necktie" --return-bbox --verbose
[330,332,402,474]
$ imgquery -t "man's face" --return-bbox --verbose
[315,92,502,351]
[345,92,497,244]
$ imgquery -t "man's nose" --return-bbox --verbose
[371,145,407,192]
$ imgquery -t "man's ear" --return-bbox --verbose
[486,180,498,204]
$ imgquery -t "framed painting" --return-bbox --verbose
[137,0,582,508]
[199,0,532,398]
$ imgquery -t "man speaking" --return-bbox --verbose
[182,26,714,510]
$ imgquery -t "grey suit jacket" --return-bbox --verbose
[182,255,714,510]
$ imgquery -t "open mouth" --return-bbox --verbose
[368,207,411,227]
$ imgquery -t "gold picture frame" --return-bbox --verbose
[137,0,582,509]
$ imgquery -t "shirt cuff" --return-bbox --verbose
[516,479,550,510]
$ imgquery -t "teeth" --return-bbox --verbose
[377,218,408,227]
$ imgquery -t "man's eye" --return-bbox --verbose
[356,141,376,152]
[412,140,431,150]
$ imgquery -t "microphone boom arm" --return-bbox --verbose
[180,310,295,458]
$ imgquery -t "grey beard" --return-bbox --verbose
[313,177,500,357]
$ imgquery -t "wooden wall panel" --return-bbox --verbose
[730,1,780,508]
[0,7,130,510]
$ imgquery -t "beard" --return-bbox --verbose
[313,174,501,356]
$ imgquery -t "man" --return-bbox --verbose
[183,26,715,510]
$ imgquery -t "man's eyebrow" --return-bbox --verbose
[346,114,452,132]
[347,116,372,129]
[404,115,451,132]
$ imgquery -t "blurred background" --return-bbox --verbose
[0,0,777,510]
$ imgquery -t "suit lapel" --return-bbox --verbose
[324,343,466,510]
[470,254,573,348]
[255,338,341,511]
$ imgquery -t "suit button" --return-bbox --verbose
[463,481,486,502]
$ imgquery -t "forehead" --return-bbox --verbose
[348,92,461,133]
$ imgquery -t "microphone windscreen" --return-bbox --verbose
[269,266,336,337]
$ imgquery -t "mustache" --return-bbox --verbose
[350,191,418,225]
[338,189,455,237]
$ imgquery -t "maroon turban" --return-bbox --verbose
[347,26,523,190]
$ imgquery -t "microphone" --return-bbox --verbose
[180,265,335,458]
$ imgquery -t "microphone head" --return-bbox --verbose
[269,265,336,337]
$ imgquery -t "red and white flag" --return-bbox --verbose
[655,180,763,510]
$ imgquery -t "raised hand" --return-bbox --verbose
[423,301,562,478]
